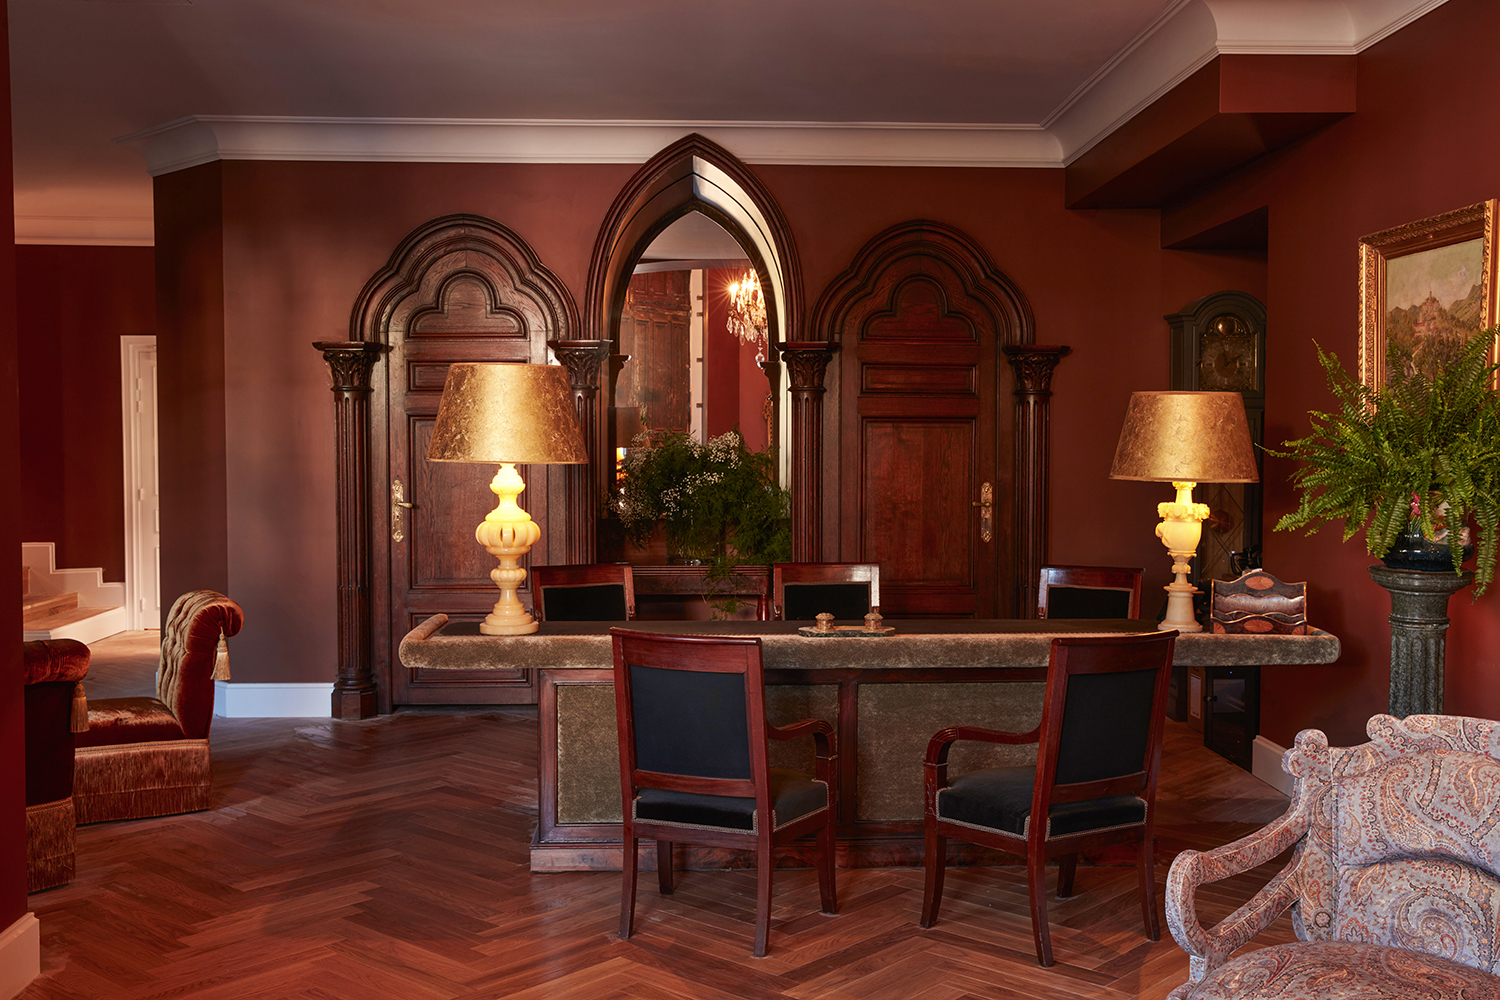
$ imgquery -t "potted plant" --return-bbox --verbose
[1272,328,1500,594]
[616,429,791,586]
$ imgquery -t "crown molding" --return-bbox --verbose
[110,0,1445,178]
[116,116,1065,175]
[14,214,154,246]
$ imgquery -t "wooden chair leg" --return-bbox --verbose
[1028,850,1054,967]
[1056,852,1078,898]
[753,840,775,957]
[656,839,674,895]
[919,824,946,928]
[620,832,639,940]
[1138,836,1160,941]
[816,815,838,914]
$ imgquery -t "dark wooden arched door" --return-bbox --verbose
[815,222,1034,619]
[354,215,578,706]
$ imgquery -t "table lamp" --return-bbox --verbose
[1109,391,1258,633]
[428,363,588,635]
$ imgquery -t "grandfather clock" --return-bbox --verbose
[1166,291,1267,767]
[1167,291,1267,583]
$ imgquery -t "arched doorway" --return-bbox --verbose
[577,134,804,561]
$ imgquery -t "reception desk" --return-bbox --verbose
[399,617,1342,871]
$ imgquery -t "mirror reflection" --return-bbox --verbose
[610,212,777,479]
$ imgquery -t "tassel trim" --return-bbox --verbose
[71,681,89,733]
[212,632,231,681]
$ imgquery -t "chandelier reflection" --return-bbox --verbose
[726,271,768,361]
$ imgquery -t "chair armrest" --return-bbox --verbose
[769,717,835,756]
[1166,801,1310,981]
[769,717,837,787]
[924,725,1039,767]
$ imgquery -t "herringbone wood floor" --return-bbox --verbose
[20,634,1296,999]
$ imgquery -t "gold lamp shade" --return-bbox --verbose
[428,363,588,466]
[1109,391,1258,634]
[1109,391,1258,484]
[427,363,587,636]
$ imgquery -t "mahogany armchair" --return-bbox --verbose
[1037,564,1143,619]
[1166,714,1500,999]
[771,562,880,622]
[73,590,244,824]
[920,630,1176,966]
[23,638,90,891]
[611,627,838,956]
[532,563,635,621]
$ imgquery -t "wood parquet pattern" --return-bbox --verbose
[21,645,1297,999]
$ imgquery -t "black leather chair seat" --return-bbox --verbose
[937,765,1146,838]
[636,769,827,831]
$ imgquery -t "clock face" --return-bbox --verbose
[1199,314,1257,392]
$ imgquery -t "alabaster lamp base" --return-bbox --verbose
[477,463,541,636]
[1155,481,1207,633]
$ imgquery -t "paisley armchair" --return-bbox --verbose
[1166,714,1500,999]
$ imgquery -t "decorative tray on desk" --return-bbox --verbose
[798,612,894,638]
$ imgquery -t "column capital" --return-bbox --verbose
[1003,344,1071,395]
[778,340,840,392]
[313,341,386,393]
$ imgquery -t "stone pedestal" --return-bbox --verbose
[1368,564,1473,718]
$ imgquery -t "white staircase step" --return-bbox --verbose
[23,606,128,644]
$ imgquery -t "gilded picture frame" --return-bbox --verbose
[1358,200,1499,391]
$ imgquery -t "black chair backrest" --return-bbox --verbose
[611,629,767,796]
[773,563,879,621]
[1037,565,1143,620]
[1038,631,1176,803]
[533,564,635,621]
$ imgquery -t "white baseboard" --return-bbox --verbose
[1252,736,1294,797]
[214,681,332,718]
[0,913,39,1000]
[21,542,126,608]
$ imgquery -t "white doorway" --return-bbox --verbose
[121,335,160,630]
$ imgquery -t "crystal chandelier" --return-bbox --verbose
[725,271,768,360]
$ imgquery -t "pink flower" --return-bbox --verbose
[1410,493,1422,519]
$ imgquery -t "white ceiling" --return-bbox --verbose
[7,0,1444,244]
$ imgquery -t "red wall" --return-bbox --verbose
[1,0,29,946]
[151,157,1262,685]
[1166,0,1500,746]
[16,245,155,582]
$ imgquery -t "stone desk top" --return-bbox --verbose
[399,615,1342,674]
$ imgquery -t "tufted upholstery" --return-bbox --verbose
[73,591,244,824]
[1166,714,1500,999]
[23,638,90,891]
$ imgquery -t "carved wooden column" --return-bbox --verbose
[779,341,839,561]
[1003,345,1070,619]
[548,340,612,565]
[314,340,386,719]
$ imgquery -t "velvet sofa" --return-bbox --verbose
[23,638,90,891]
[73,590,244,824]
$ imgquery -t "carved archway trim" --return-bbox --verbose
[582,134,802,348]
[809,220,1034,347]
[351,213,577,344]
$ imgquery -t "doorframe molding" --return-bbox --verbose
[120,334,158,630]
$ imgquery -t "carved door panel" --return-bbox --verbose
[388,274,550,704]
[840,276,1006,618]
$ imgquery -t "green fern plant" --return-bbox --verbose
[1272,328,1500,595]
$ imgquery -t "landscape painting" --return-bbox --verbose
[1359,201,1498,391]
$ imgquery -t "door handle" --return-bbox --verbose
[392,479,416,542]
[972,481,993,543]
